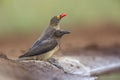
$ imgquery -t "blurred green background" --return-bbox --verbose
[0,0,120,36]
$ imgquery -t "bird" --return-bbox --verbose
[32,13,67,43]
[18,13,68,61]
[19,30,70,59]
[19,30,70,70]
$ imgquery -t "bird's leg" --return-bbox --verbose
[48,58,63,69]
[48,58,66,73]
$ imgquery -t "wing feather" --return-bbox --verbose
[19,39,57,58]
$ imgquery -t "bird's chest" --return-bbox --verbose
[53,25,60,30]
[36,45,59,60]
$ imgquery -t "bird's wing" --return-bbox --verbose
[19,39,58,58]
[31,40,41,49]
[31,27,56,48]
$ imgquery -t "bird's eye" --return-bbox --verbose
[56,16,60,19]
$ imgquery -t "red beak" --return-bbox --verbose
[60,13,67,19]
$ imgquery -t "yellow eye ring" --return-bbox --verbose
[56,16,60,19]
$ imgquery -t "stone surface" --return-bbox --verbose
[0,56,96,80]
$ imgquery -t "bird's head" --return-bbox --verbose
[50,13,67,26]
[54,30,70,38]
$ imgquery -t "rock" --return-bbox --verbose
[0,53,8,59]
[0,56,96,80]
[58,57,91,76]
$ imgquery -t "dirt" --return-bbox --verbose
[0,25,120,80]
[1,26,120,58]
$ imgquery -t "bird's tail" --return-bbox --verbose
[19,54,25,58]
[18,51,30,58]
[18,52,37,61]
[18,52,30,61]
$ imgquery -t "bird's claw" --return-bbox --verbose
[48,58,67,73]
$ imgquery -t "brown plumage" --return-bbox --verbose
[18,13,69,60]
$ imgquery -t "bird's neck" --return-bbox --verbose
[56,25,60,30]
[52,25,60,30]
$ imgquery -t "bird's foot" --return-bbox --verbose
[48,58,67,73]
